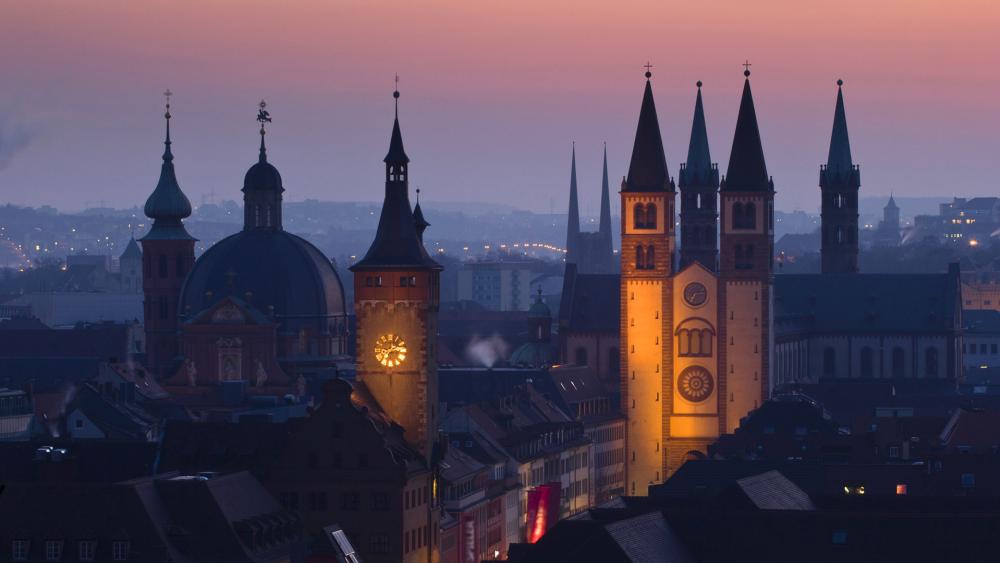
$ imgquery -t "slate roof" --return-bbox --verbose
[736,470,816,510]
[964,309,1000,334]
[623,77,672,192]
[774,272,960,335]
[558,263,620,334]
[679,83,718,188]
[178,229,346,335]
[722,75,771,192]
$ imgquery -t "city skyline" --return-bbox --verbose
[1,0,998,214]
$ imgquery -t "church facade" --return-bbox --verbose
[620,69,774,494]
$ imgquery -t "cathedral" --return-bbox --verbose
[620,68,773,494]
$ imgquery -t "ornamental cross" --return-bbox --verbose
[743,60,752,72]
[643,62,653,73]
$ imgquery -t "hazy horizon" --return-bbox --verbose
[2,0,997,215]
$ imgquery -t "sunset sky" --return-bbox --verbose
[1,0,997,214]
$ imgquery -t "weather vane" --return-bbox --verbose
[257,99,272,134]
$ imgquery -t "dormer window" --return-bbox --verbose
[12,540,29,561]
[45,541,63,561]
[112,541,130,561]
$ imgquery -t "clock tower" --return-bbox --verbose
[350,88,442,460]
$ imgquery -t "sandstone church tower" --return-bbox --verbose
[717,68,774,436]
[620,69,676,494]
[350,88,442,460]
[820,80,860,273]
[141,93,196,376]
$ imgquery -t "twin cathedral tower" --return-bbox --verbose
[566,67,859,492]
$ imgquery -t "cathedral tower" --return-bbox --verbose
[679,81,720,270]
[718,68,773,435]
[620,68,676,494]
[820,80,860,273]
[141,92,196,376]
[350,88,442,460]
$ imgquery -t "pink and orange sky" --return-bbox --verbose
[1,0,997,213]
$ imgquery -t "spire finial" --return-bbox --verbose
[393,74,400,117]
[697,80,703,88]
[837,78,844,87]
[256,99,272,162]
[643,61,653,79]
[743,60,752,77]
[416,187,420,203]
[162,89,173,160]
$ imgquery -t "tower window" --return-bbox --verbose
[925,348,939,378]
[892,347,905,378]
[646,246,655,269]
[734,201,756,229]
[634,203,646,228]
[861,347,874,377]
[635,245,645,270]
[158,254,168,278]
[823,347,837,378]
[645,204,657,229]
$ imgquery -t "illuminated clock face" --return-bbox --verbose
[683,282,708,308]
[374,334,407,367]
[677,366,714,403]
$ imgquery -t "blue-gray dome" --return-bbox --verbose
[243,159,283,193]
[178,230,345,335]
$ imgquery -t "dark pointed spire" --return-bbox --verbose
[685,81,713,180]
[384,87,409,164]
[723,68,771,192]
[598,142,612,239]
[142,90,194,241]
[624,68,671,192]
[826,79,853,173]
[566,143,580,262]
[886,193,897,209]
[352,86,439,271]
[413,188,430,242]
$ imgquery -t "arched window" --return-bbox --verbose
[925,348,939,378]
[836,226,845,244]
[676,320,715,357]
[646,246,655,269]
[823,347,836,377]
[635,245,645,270]
[158,254,168,278]
[732,202,744,228]
[860,346,874,378]
[574,347,588,366]
[645,204,657,229]
[678,329,691,356]
[608,348,620,375]
[744,202,756,229]
[633,203,646,228]
[892,347,905,378]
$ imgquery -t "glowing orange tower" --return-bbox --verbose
[350,88,442,460]
[717,68,774,437]
[620,68,676,494]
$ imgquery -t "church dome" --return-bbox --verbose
[178,230,345,335]
[528,297,552,320]
[243,160,283,193]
